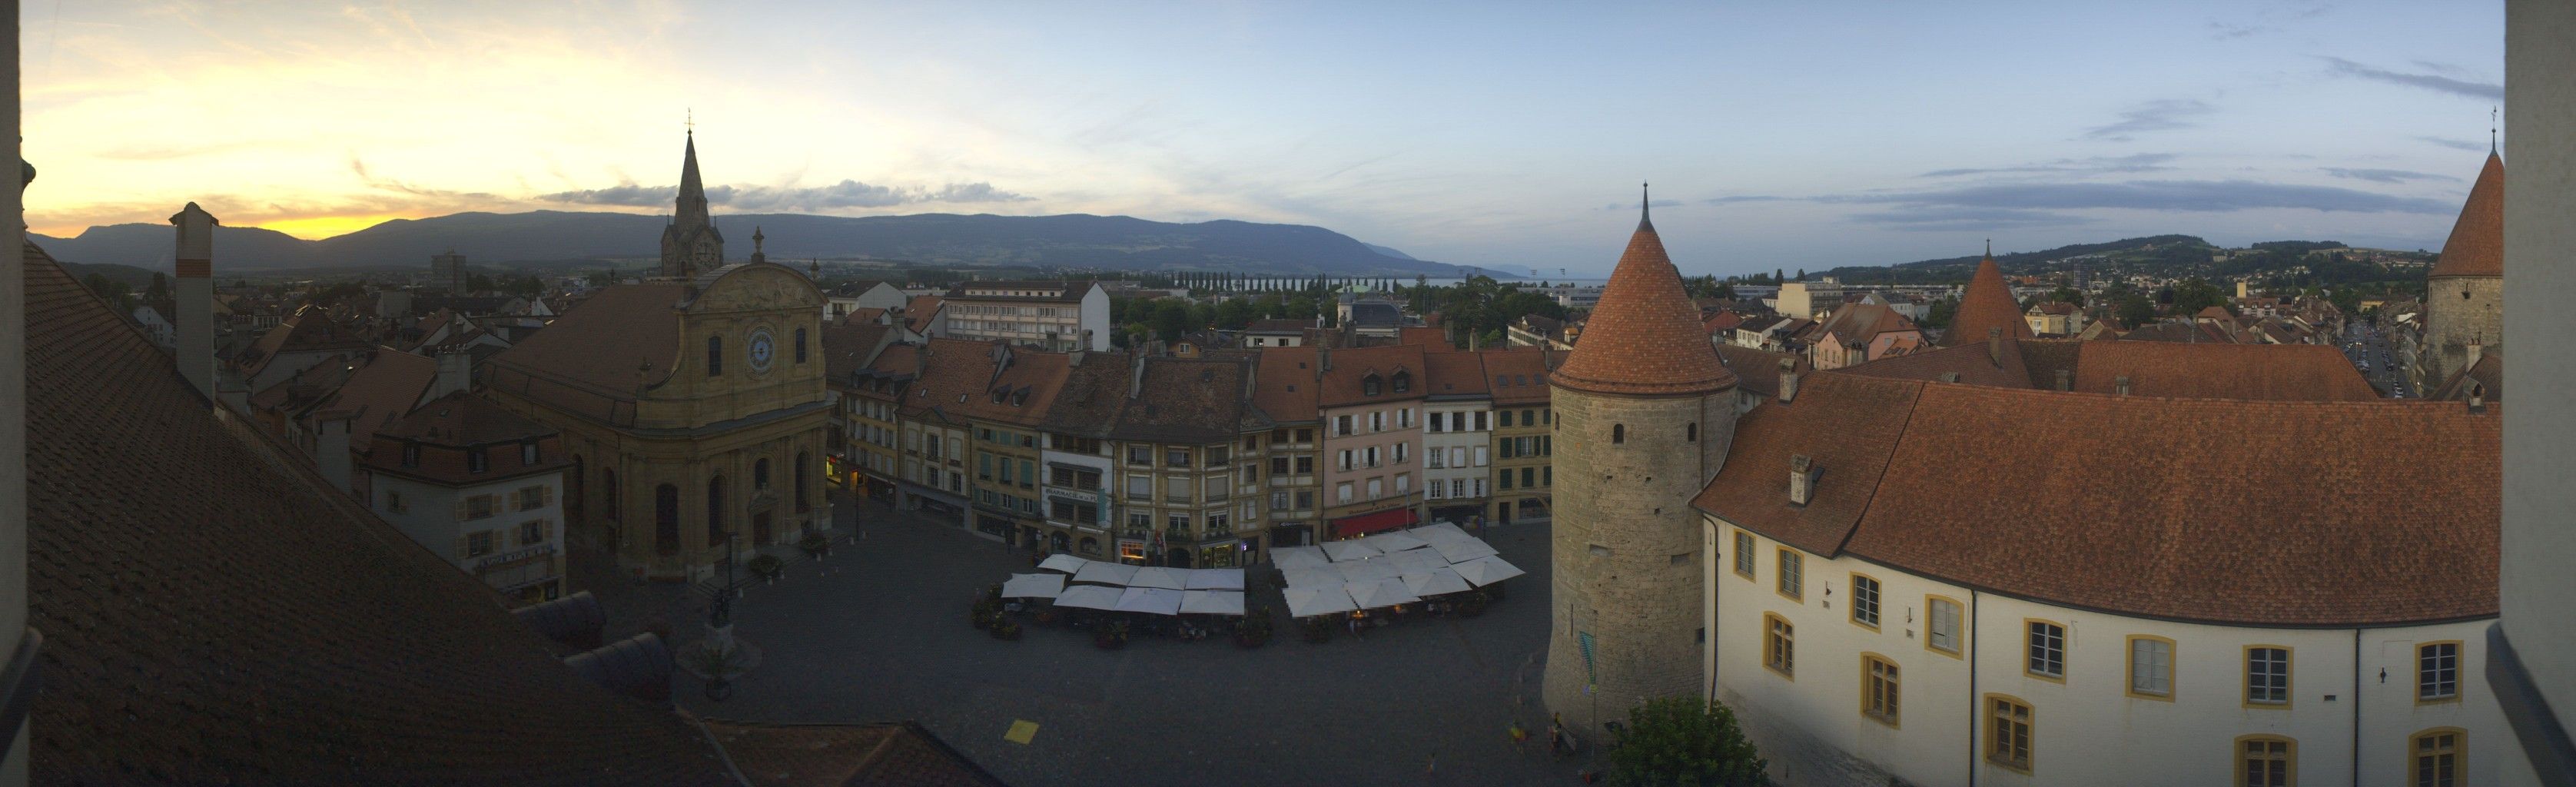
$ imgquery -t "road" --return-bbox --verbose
[2342,322,2412,398]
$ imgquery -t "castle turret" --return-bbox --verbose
[2422,151,2503,388]
[1542,187,1738,734]
[1943,248,2032,347]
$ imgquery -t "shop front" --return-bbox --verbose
[1267,522,1311,550]
[1429,503,1486,527]
[1116,539,1149,564]
[1196,539,1256,568]
[1328,506,1419,540]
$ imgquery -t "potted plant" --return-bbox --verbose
[1093,619,1128,649]
[1032,607,1059,626]
[971,598,997,629]
[1300,617,1334,643]
[747,554,785,582]
[798,533,832,560]
[1234,616,1270,649]
[991,618,1022,640]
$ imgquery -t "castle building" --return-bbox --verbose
[1542,195,1739,734]
[2417,151,2504,392]
[483,133,831,581]
[1943,251,2035,348]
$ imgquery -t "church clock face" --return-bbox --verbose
[747,328,776,373]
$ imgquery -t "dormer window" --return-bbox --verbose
[1392,371,1412,393]
[467,447,489,474]
[522,443,539,464]
[1363,374,1383,397]
[400,443,420,468]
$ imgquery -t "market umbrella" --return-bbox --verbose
[1071,562,1140,587]
[1127,566,1189,590]
[1037,553,1090,573]
[1410,522,1474,544]
[1432,536,1500,564]
[1180,589,1246,616]
[1383,550,1446,575]
[1114,586,1186,616]
[1271,546,1331,570]
[1400,567,1472,597]
[1359,531,1430,553]
[1001,573,1066,599]
[1343,579,1422,610]
[1284,586,1359,617]
[1322,540,1384,563]
[1451,556,1527,586]
[1335,559,1400,584]
[1186,568,1246,590]
[1053,585,1125,611]
[1283,567,1345,589]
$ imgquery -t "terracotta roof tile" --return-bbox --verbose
[24,242,737,784]
[2428,152,2504,279]
[1312,344,1428,407]
[1697,373,2498,626]
[1550,217,1734,396]
[483,284,689,420]
[1942,256,2033,347]
[1111,356,1259,443]
[1835,338,2377,401]
[1422,350,1492,397]
[1250,346,1322,422]
[1713,344,1809,399]
[310,350,438,446]
[1480,347,1556,405]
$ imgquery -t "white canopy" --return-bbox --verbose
[1359,531,1431,553]
[1052,584,1126,610]
[1000,573,1065,599]
[1400,567,1472,597]
[1383,550,1446,575]
[1114,586,1186,616]
[1284,586,1359,617]
[1344,579,1423,609]
[1186,568,1247,590]
[1335,559,1401,584]
[1283,567,1345,589]
[1409,522,1475,544]
[1180,589,1246,616]
[1431,536,1500,564]
[1270,546,1331,570]
[1071,562,1140,587]
[1451,556,1527,586]
[1322,540,1384,563]
[1127,566,1190,590]
[1037,553,1090,573]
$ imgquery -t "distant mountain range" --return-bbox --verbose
[29,211,1503,278]
[1814,234,2428,287]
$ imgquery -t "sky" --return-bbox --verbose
[18,1,2505,277]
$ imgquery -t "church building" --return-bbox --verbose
[483,131,832,581]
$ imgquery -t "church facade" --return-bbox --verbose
[483,133,832,581]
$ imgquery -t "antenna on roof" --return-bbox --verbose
[1984,238,1991,257]
[2491,105,2498,154]
[1638,181,1651,228]
[686,108,693,135]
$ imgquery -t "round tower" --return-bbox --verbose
[1542,191,1738,735]
[2422,151,2504,389]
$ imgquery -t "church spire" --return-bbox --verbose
[659,125,726,277]
[676,129,712,231]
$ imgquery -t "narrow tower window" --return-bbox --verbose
[1612,424,1625,444]
[1687,422,1698,442]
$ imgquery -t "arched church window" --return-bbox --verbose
[707,336,724,376]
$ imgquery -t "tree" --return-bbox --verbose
[2046,287,2081,305]
[2167,277,2227,317]
[145,272,169,301]
[81,273,136,314]
[467,273,495,293]
[1150,300,1191,342]
[1214,298,1256,331]
[1605,696,1767,786]
[2114,292,2159,327]
[1921,296,1957,329]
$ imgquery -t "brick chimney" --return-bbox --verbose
[171,202,218,400]
[2468,384,2487,414]
[1987,327,2004,365]
[1788,454,1815,505]
[1776,357,1801,403]
[2115,375,2132,396]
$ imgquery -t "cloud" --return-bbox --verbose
[1704,195,1788,204]
[539,179,1036,211]
[2320,57,2501,100]
[347,154,496,201]
[2083,100,2213,141]
[1847,206,2093,232]
[2322,168,2458,184]
[1602,199,1685,211]
[1920,153,2176,178]
[2415,135,2487,152]
[2208,22,2276,40]
[1834,179,2456,215]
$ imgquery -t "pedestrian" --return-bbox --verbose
[1508,721,1528,752]
[1425,750,1436,782]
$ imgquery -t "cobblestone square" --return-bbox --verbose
[586,490,1595,786]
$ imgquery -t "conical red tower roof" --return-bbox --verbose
[1552,194,1735,397]
[1942,254,2033,347]
[2428,152,2503,279]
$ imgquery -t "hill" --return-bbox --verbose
[1817,235,2219,284]
[29,211,1500,278]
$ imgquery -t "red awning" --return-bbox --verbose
[1330,507,1419,540]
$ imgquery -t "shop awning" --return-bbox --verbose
[1329,507,1419,540]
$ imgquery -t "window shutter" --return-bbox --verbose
[453,496,470,520]
[543,486,556,506]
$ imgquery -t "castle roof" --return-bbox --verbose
[2428,151,2504,279]
[1695,373,2498,627]
[1942,255,2033,347]
[1549,198,1735,397]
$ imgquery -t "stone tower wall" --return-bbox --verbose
[1542,384,1735,734]
[2424,274,2504,386]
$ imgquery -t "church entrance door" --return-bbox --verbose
[752,512,772,545]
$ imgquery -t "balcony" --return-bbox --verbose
[1164,493,1194,504]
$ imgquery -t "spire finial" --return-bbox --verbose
[687,108,694,135]
[1985,237,1991,257]
[2491,105,2498,154]
[1638,181,1652,229]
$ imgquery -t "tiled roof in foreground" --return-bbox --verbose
[2428,151,2504,279]
[24,241,738,785]
[1696,372,2498,627]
